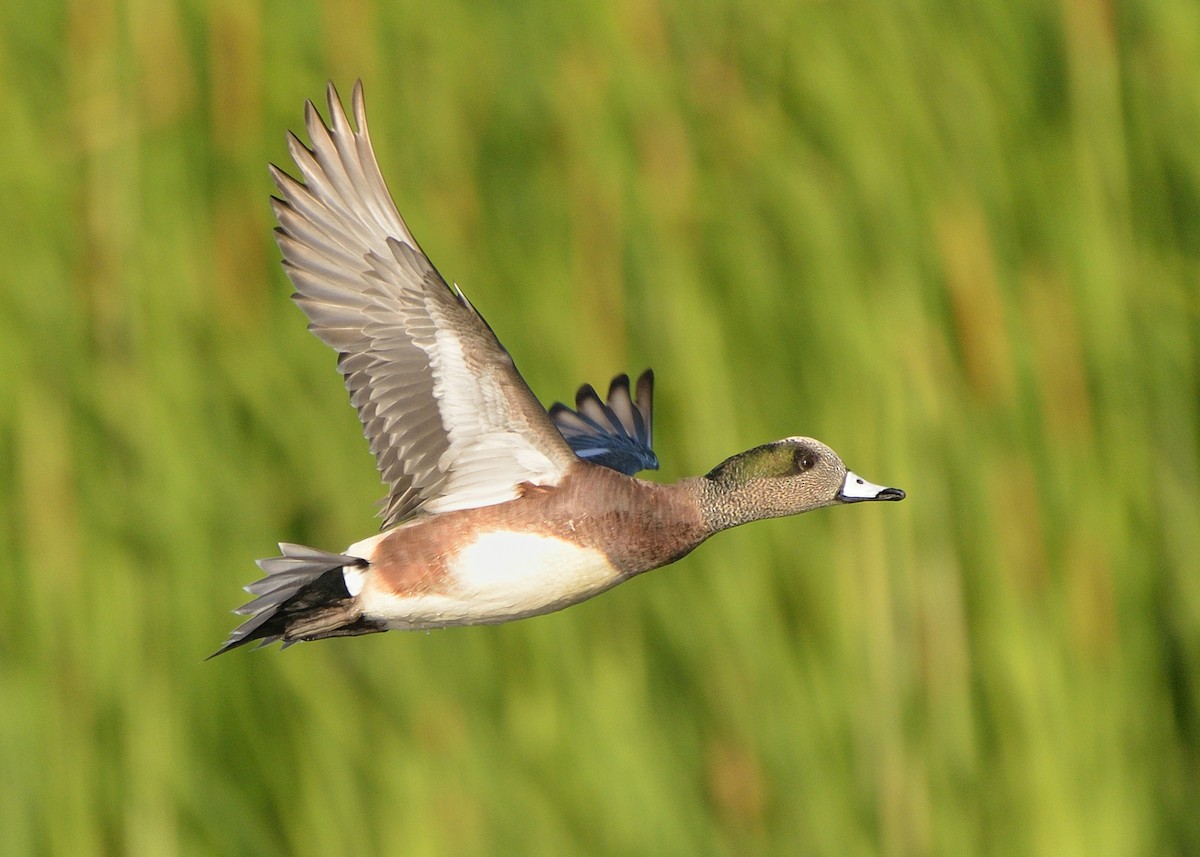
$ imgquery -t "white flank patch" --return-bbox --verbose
[361,530,620,630]
[452,531,617,606]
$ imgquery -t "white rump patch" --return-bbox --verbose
[342,532,390,597]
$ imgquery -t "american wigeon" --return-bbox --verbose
[213,82,904,656]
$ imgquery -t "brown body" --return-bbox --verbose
[371,463,709,597]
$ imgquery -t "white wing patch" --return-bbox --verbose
[413,293,565,514]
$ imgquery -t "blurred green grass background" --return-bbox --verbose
[1,0,1197,854]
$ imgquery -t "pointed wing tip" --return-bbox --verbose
[303,97,321,125]
[574,383,600,406]
[315,80,367,137]
[325,81,354,131]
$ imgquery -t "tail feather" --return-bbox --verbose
[210,543,376,658]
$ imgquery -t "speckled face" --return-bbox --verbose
[779,437,846,488]
[701,437,847,525]
[702,436,904,531]
[762,437,849,506]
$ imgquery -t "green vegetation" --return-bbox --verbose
[1,0,1196,854]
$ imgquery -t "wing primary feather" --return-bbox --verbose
[549,369,659,475]
[271,82,577,527]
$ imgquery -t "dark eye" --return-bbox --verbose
[796,451,818,471]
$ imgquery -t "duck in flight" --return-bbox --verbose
[213,82,905,656]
